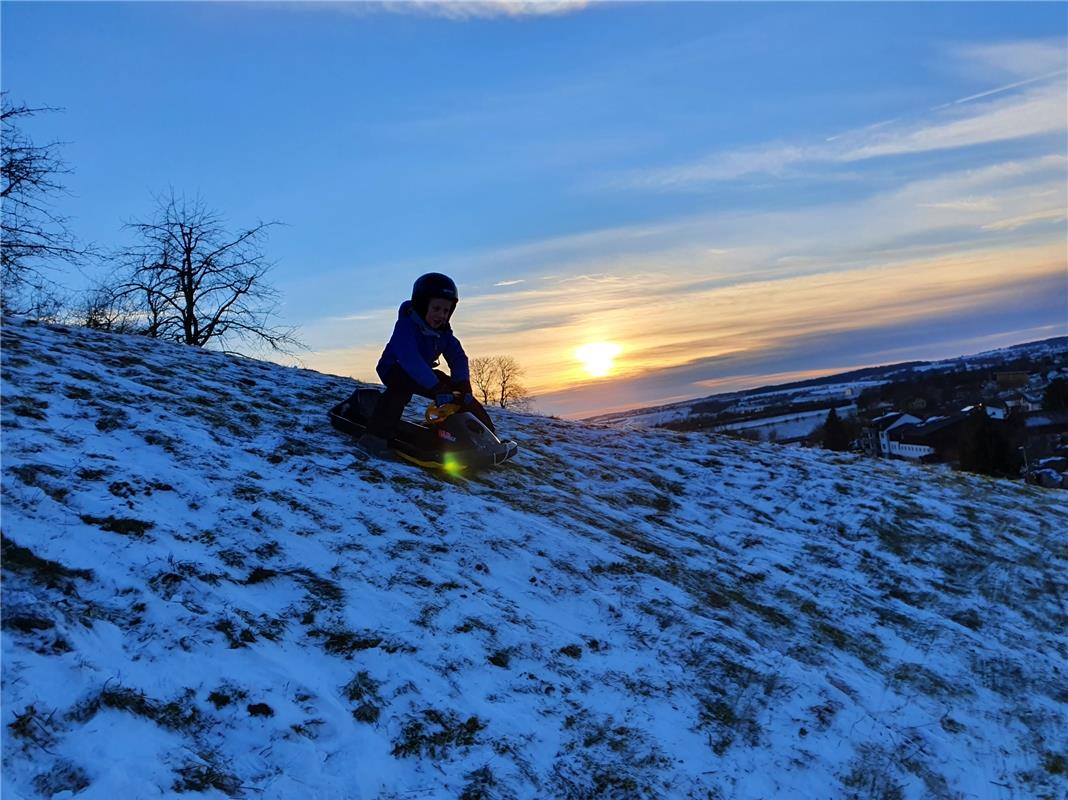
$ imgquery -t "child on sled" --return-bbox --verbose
[355,272,495,458]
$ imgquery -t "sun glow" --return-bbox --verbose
[575,342,622,378]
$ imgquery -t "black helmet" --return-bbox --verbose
[412,272,459,318]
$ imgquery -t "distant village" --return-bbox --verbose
[656,343,1068,489]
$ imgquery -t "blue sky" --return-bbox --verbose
[3,1,1066,417]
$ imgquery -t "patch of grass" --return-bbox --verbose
[8,396,49,420]
[75,466,110,481]
[940,716,965,734]
[207,685,248,710]
[559,644,583,659]
[62,384,93,400]
[213,619,258,649]
[79,514,154,537]
[343,671,384,723]
[391,709,485,759]
[10,464,70,502]
[589,561,632,576]
[2,614,55,633]
[173,760,243,797]
[95,408,129,432]
[233,483,264,502]
[950,608,983,631]
[1042,752,1066,775]
[310,628,383,657]
[7,704,56,750]
[33,761,90,797]
[622,489,675,514]
[68,686,203,734]
[455,617,497,635]
[841,747,906,800]
[291,568,345,604]
[1,536,94,591]
[892,662,964,698]
[245,566,279,585]
[247,702,274,718]
[488,649,512,669]
[142,429,181,453]
[460,766,497,800]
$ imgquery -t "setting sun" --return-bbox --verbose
[575,342,623,378]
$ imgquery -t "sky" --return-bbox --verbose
[2,1,1066,418]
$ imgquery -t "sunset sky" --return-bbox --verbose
[3,2,1066,417]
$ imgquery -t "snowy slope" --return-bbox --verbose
[2,317,1066,800]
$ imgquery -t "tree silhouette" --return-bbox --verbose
[108,193,299,353]
[958,410,1019,477]
[1,95,89,315]
[821,407,851,451]
[469,355,532,410]
[1043,378,1068,412]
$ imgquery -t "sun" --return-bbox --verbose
[575,342,622,378]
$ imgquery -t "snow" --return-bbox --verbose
[2,317,1067,800]
[711,405,857,442]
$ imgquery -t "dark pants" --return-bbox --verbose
[366,365,496,439]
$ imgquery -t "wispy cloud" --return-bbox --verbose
[839,82,1065,162]
[393,0,589,20]
[269,0,589,20]
[609,39,1067,191]
[948,39,1068,82]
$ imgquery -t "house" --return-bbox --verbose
[863,412,922,457]
[888,414,969,462]
[1020,390,1044,412]
[983,402,1009,420]
[1022,410,1068,459]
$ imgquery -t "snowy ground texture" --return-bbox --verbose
[2,317,1066,800]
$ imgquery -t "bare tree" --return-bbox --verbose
[1,94,88,315]
[469,354,532,410]
[79,280,143,334]
[469,356,497,406]
[111,193,300,353]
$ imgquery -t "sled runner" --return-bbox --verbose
[329,388,518,473]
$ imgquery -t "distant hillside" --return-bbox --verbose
[588,337,1068,430]
[2,318,1066,799]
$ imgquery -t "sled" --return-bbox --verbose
[329,388,518,473]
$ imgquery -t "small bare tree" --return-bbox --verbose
[1,95,89,315]
[469,356,497,406]
[80,281,143,334]
[110,193,299,353]
[469,354,532,410]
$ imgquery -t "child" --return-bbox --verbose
[357,272,495,457]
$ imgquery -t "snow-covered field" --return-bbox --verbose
[2,317,1066,800]
[710,405,858,443]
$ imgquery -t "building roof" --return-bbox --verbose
[892,413,968,444]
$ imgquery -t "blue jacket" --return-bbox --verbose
[376,301,470,391]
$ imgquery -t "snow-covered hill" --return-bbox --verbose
[2,317,1066,800]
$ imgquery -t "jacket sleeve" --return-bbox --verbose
[442,333,470,383]
[390,318,441,390]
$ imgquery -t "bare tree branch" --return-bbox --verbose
[104,191,302,353]
[1,93,91,316]
[469,354,532,410]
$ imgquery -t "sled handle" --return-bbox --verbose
[426,402,461,425]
